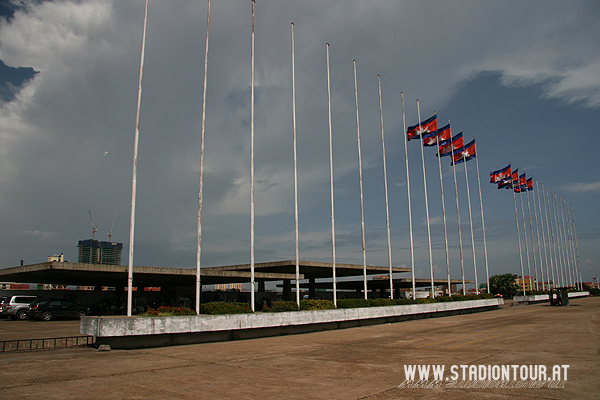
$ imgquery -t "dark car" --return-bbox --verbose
[27,299,90,321]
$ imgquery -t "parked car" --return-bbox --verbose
[27,298,90,321]
[1,295,38,320]
[0,296,8,318]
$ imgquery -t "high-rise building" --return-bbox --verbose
[78,239,123,265]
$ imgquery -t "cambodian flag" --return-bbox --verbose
[423,123,451,147]
[407,114,437,141]
[451,139,476,165]
[438,132,463,157]
[527,178,533,191]
[490,164,511,183]
[499,168,518,189]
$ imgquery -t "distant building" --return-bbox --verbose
[47,253,64,262]
[78,239,123,265]
[516,276,537,291]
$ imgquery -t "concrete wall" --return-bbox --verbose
[513,291,590,303]
[82,298,503,348]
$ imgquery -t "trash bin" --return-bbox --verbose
[559,290,569,306]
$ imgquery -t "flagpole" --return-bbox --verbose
[127,0,148,317]
[378,76,393,298]
[560,197,573,287]
[401,93,416,299]
[525,183,538,290]
[533,180,546,291]
[546,186,558,288]
[566,200,578,289]
[326,44,337,306]
[436,124,451,296]
[291,22,300,307]
[250,0,256,311]
[474,153,490,294]
[451,140,465,295]
[416,101,435,298]
[511,167,526,296]
[463,157,478,294]
[551,191,564,287]
[353,61,368,300]
[518,177,532,292]
[570,204,582,290]
[196,0,211,314]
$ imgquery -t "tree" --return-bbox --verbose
[489,273,520,298]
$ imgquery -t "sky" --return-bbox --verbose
[0,0,599,290]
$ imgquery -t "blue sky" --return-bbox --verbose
[0,0,598,289]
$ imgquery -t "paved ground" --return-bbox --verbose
[0,297,598,399]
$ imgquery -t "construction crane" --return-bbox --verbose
[107,210,117,242]
[88,210,98,240]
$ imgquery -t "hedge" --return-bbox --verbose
[263,301,300,312]
[300,299,335,310]
[200,301,253,315]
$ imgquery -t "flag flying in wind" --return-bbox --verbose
[527,178,533,191]
[438,132,463,157]
[490,164,511,183]
[499,168,518,189]
[451,138,476,165]
[407,114,437,141]
[423,122,451,147]
[514,173,526,192]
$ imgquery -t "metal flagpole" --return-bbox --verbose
[474,154,490,294]
[436,124,451,296]
[451,141,465,294]
[291,23,300,307]
[416,101,435,298]
[250,0,256,311]
[127,0,149,317]
[546,187,558,288]
[463,157,479,294]
[565,199,577,288]
[551,191,564,287]
[378,76,393,298]
[196,0,211,314]
[570,204,582,290]
[326,44,337,306]
[568,203,580,289]
[533,180,546,291]
[560,197,574,287]
[353,61,368,300]
[511,169,526,296]
[519,177,532,292]
[525,183,538,290]
[401,93,416,299]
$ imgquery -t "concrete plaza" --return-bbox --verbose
[0,297,598,399]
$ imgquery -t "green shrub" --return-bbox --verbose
[393,298,418,305]
[300,299,335,310]
[200,301,253,315]
[337,298,371,308]
[369,298,396,307]
[416,298,436,304]
[265,301,299,312]
[434,296,454,302]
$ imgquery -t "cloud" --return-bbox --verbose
[560,181,600,194]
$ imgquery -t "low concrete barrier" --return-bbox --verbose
[513,291,590,303]
[81,298,503,349]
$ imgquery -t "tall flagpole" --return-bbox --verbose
[353,61,368,299]
[539,182,551,290]
[127,0,148,317]
[570,204,582,290]
[566,200,578,288]
[526,184,538,290]
[416,101,435,298]
[546,187,558,288]
[474,153,490,294]
[401,93,416,299]
[560,197,573,287]
[378,76,393,298]
[436,124,451,295]
[463,157,478,294]
[533,180,546,291]
[196,0,211,314]
[326,44,337,306]
[519,176,532,292]
[451,140,465,294]
[551,191,564,287]
[291,23,300,307]
[250,0,256,311]
[512,168,526,295]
